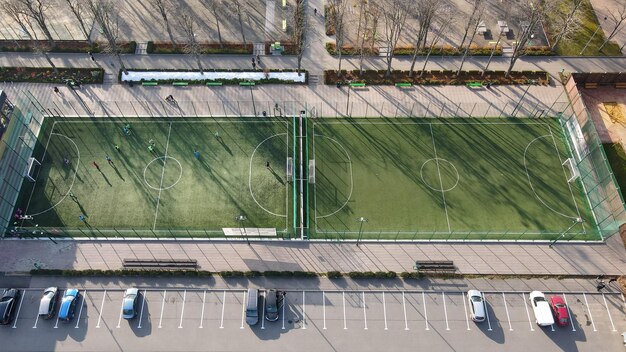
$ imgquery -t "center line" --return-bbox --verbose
[153,122,173,230]
[429,124,451,233]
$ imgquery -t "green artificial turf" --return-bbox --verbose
[309,118,597,241]
[603,143,626,201]
[18,117,293,237]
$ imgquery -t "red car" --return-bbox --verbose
[550,296,570,326]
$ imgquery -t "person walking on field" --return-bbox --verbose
[105,155,113,165]
[92,161,100,170]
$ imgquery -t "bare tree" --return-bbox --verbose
[457,4,484,75]
[202,0,224,48]
[149,0,177,50]
[63,0,91,43]
[228,0,247,45]
[88,0,127,74]
[327,0,347,76]
[419,7,454,77]
[458,0,483,49]
[598,4,626,52]
[505,0,550,77]
[356,1,379,75]
[15,0,54,44]
[550,0,584,50]
[379,0,410,78]
[292,0,308,73]
[177,10,203,73]
[408,0,442,77]
[482,27,504,75]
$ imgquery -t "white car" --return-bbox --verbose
[467,290,486,322]
[529,291,555,327]
[38,287,58,319]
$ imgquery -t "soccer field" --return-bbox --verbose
[309,118,597,241]
[19,117,293,237]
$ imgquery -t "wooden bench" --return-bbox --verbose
[142,81,158,86]
[466,82,483,88]
[206,81,223,86]
[239,81,256,86]
[395,82,412,88]
[172,82,189,86]
[616,82,626,89]
[413,260,456,272]
[584,82,598,89]
[349,82,366,88]
[122,258,198,270]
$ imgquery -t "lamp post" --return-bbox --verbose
[549,217,583,248]
[236,215,249,245]
[356,217,368,246]
[580,16,607,55]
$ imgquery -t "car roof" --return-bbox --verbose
[2,288,18,298]
[551,295,565,304]
[44,287,58,294]
[64,289,79,297]
[467,289,482,296]
[125,288,138,295]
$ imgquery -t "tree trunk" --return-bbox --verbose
[196,54,203,73]
[237,8,246,45]
[505,56,518,78]
[162,13,177,50]
[482,31,502,76]
[213,10,223,48]
[42,51,58,74]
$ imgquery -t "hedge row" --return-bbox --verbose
[0,67,104,84]
[0,40,136,54]
[146,41,253,55]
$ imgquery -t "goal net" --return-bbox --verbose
[563,157,580,183]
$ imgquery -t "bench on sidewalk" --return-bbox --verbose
[206,81,223,86]
[142,81,158,86]
[616,82,626,89]
[413,260,456,272]
[239,81,256,86]
[172,82,189,86]
[395,82,412,88]
[584,82,598,89]
[466,82,483,88]
[122,258,198,270]
[349,82,366,88]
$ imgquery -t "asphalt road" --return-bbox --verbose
[0,286,624,352]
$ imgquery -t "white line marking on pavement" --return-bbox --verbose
[582,293,597,332]
[482,293,492,331]
[220,291,226,329]
[302,291,306,330]
[463,292,470,331]
[179,290,187,328]
[240,291,247,329]
[261,291,266,330]
[362,292,368,330]
[323,291,327,330]
[158,290,166,329]
[33,313,39,329]
[522,293,535,331]
[502,293,513,331]
[117,291,125,328]
[96,290,107,328]
[199,291,206,328]
[562,293,576,332]
[343,292,347,330]
[602,293,617,332]
[54,311,60,329]
[282,291,286,330]
[551,322,555,332]
[423,292,429,331]
[138,290,146,329]
[12,291,25,328]
[383,292,388,330]
[402,292,409,330]
[75,290,85,329]
[442,292,450,331]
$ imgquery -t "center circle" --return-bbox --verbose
[143,156,183,190]
[420,158,460,192]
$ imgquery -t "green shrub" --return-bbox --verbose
[146,41,154,54]
[400,272,423,280]
[245,270,261,278]
[327,271,342,279]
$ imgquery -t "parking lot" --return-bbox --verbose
[0,287,624,351]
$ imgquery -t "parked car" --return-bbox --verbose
[58,289,79,321]
[550,295,570,326]
[265,289,280,322]
[246,288,259,326]
[0,288,21,325]
[529,291,555,327]
[467,290,486,323]
[122,288,139,320]
[38,287,59,319]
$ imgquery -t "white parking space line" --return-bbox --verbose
[240,290,246,329]
[323,291,327,330]
[302,291,306,330]
[601,293,617,332]
[12,291,25,329]
[502,293,513,331]
[96,290,106,328]
[402,292,409,331]
[383,292,388,330]
[441,292,450,331]
[199,290,206,328]
[158,290,166,329]
[261,291,266,330]
[482,293,492,331]
[75,290,85,329]
[522,293,535,331]
[116,291,125,328]
[54,311,60,329]
[137,290,146,329]
[342,292,347,330]
[220,291,226,329]
[562,293,576,332]
[32,313,39,329]
[282,292,286,330]
[462,292,470,331]
[362,292,368,330]
[583,293,597,332]
[422,292,429,331]
[178,290,187,329]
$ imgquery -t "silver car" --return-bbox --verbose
[38,287,58,319]
[467,290,486,323]
[122,288,139,320]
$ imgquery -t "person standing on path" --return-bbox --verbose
[92,161,100,170]
[256,54,261,64]
[69,192,78,202]
[88,51,95,62]
[53,87,59,94]
[266,161,272,171]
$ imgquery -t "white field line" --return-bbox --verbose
[302,291,306,329]
[362,292,368,330]
[199,291,206,328]
[75,290,85,329]
[562,293,576,332]
[24,121,58,218]
[96,290,106,328]
[178,290,187,328]
[248,133,289,217]
[137,290,146,329]
[402,292,409,330]
[383,292,388,330]
[483,293,492,331]
[313,121,551,126]
[502,293,513,331]
[158,290,166,328]
[422,292,429,331]
[442,292,450,331]
[602,293,617,332]
[240,291,246,329]
[522,293,535,331]
[285,126,289,230]
[153,122,173,230]
[463,292,470,330]
[583,293,597,332]
[313,135,354,219]
[220,291,226,329]
[323,291,327,330]
[429,124,451,233]
[12,291,25,328]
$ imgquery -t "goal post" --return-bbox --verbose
[563,157,580,183]
[24,157,41,182]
